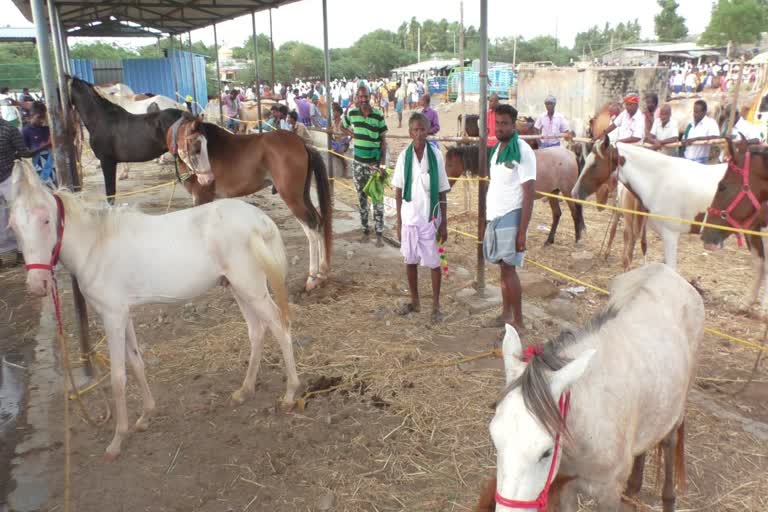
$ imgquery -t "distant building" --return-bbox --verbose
[600,43,725,66]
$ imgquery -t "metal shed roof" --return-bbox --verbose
[11,0,301,36]
[0,26,37,42]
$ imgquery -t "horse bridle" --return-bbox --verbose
[25,194,65,273]
[495,392,571,511]
[706,152,760,231]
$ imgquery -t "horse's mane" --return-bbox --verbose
[498,264,662,438]
[57,189,136,237]
[71,77,130,116]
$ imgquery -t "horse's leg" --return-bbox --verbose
[661,229,679,270]
[640,218,649,265]
[229,289,267,405]
[625,453,646,497]
[296,219,321,290]
[125,318,155,432]
[237,287,300,408]
[545,196,561,245]
[118,163,130,180]
[101,159,117,205]
[604,211,620,261]
[661,427,679,512]
[622,213,638,271]
[564,194,583,243]
[744,239,763,309]
[103,311,130,460]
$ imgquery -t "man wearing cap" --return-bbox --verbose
[534,95,571,148]
[595,94,645,144]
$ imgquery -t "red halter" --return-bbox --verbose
[706,152,760,233]
[495,392,571,511]
[25,194,65,273]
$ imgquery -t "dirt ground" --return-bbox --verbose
[4,102,768,512]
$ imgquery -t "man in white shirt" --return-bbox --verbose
[682,100,721,163]
[482,104,536,332]
[392,112,450,323]
[731,110,762,144]
[648,104,680,156]
[597,94,645,144]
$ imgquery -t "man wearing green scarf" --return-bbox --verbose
[392,113,451,323]
[482,104,537,334]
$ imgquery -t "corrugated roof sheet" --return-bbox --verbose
[0,27,37,42]
[11,0,301,36]
[620,42,724,54]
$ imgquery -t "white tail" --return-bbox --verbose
[249,221,290,328]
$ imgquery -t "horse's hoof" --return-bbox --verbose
[305,276,323,292]
[278,399,296,413]
[544,239,555,246]
[230,389,249,405]
[134,417,150,432]
[103,450,121,462]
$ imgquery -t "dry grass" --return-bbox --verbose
[38,151,768,511]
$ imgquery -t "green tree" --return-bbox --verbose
[700,0,767,46]
[275,41,324,82]
[573,20,642,57]
[69,42,137,60]
[655,0,688,41]
[137,38,216,60]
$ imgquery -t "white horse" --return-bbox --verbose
[490,263,703,512]
[572,139,727,269]
[96,83,135,98]
[98,91,182,115]
[9,161,300,460]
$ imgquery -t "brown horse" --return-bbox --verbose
[702,140,768,313]
[444,144,585,244]
[458,114,539,149]
[169,117,332,291]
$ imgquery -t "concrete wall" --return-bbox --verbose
[515,66,669,133]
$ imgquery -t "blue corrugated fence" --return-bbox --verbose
[69,59,94,83]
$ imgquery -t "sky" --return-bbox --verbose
[2,0,713,52]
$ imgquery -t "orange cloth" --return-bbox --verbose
[487,109,497,146]
[624,95,639,104]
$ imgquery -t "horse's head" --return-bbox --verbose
[168,116,213,184]
[490,325,595,511]
[702,137,768,249]
[444,146,466,188]
[571,136,620,201]
[9,161,59,297]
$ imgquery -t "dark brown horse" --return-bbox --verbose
[170,118,332,291]
[68,76,185,202]
[444,144,585,244]
[458,114,540,149]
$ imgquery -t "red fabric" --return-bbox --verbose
[495,393,571,511]
[487,109,497,147]
[523,345,543,362]
[623,95,639,104]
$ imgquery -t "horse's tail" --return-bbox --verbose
[249,220,290,329]
[674,420,687,493]
[305,144,333,269]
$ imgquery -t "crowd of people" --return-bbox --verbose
[668,60,761,95]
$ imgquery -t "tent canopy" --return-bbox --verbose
[11,0,301,36]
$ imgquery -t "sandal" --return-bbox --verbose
[431,310,444,324]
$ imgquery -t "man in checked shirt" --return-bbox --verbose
[0,116,35,266]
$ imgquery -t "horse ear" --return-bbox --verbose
[11,160,40,198]
[601,135,610,151]
[549,349,596,398]
[502,324,526,386]
[618,155,626,167]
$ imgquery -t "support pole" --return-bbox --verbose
[269,9,276,89]
[322,0,334,196]
[476,0,488,294]
[49,5,70,127]
[30,0,68,188]
[459,1,465,134]
[251,11,263,133]
[169,35,179,105]
[188,32,198,115]
[32,0,92,376]
[213,23,224,126]
[726,57,746,140]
